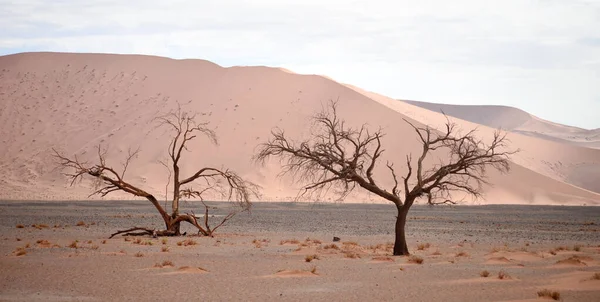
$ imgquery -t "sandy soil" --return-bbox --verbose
[1,201,599,301]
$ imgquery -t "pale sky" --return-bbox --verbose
[1,0,599,129]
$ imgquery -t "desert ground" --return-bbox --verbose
[1,200,599,301]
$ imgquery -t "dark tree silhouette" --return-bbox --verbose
[255,101,516,255]
[55,105,259,238]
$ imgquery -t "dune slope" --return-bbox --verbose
[0,52,598,205]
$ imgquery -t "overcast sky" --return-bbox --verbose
[2,0,599,129]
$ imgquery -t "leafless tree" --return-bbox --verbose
[255,101,516,255]
[54,105,259,238]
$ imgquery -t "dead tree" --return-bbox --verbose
[55,105,259,238]
[255,101,515,255]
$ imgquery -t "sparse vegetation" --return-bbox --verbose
[280,239,300,245]
[14,247,27,256]
[322,244,339,250]
[161,238,168,245]
[154,260,174,268]
[134,252,144,257]
[161,246,170,252]
[408,255,424,264]
[177,239,197,246]
[591,272,600,280]
[91,245,99,250]
[417,243,431,250]
[16,224,24,229]
[480,270,490,278]
[305,254,320,262]
[431,250,442,256]
[497,270,510,280]
[537,289,561,300]
[310,266,318,274]
[101,240,107,244]
[456,251,469,257]
[68,241,78,249]
[573,244,582,252]
[343,251,361,259]
[76,221,86,226]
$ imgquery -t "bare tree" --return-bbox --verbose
[255,101,516,255]
[55,105,259,238]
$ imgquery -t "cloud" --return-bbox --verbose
[1,0,599,128]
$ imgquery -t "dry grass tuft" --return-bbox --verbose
[280,239,300,245]
[154,260,175,268]
[161,238,168,245]
[343,251,361,259]
[305,238,322,244]
[592,272,600,280]
[161,246,170,252]
[101,240,107,244]
[573,244,582,252]
[134,252,144,257]
[456,251,469,257]
[431,250,442,256]
[133,238,142,244]
[310,266,318,274]
[322,244,339,250]
[15,248,27,256]
[549,250,557,255]
[16,224,25,229]
[537,289,561,300]
[68,241,78,249]
[124,237,132,242]
[142,240,154,246]
[480,270,490,278]
[76,221,86,227]
[342,241,359,247]
[372,256,394,262]
[408,255,424,264]
[36,239,51,247]
[90,245,99,250]
[497,270,510,280]
[417,243,431,250]
[177,239,197,246]
[305,254,320,262]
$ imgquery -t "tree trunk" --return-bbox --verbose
[393,205,410,256]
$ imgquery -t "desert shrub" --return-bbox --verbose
[310,266,318,274]
[161,246,170,252]
[76,221,86,226]
[592,272,600,280]
[537,289,560,300]
[480,270,490,277]
[68,241,78,249]
[16,224,24,229]
[573,244,582,252]
[91,245,99,250]
[162,238,168,245]
[134,252,144,257]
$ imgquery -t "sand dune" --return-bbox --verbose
[403,100,600,149]
[0,52,599,205]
